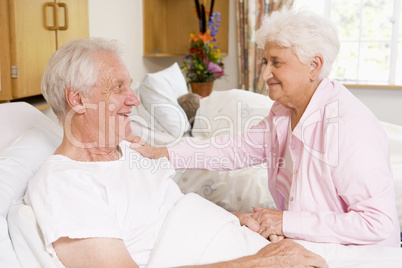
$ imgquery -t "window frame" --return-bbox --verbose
[294,0,402,89]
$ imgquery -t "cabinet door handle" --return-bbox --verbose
[43,2,59,30]
[57,3,69,30]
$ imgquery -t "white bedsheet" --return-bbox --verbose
[8,193,402,268]
[148,193,402,268]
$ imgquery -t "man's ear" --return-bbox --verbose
[309,54,324,81]
[66,88,85,114]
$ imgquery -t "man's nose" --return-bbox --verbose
[125,89,141,106]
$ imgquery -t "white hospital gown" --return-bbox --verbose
[25,140,183,267]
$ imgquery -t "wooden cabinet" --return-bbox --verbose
[143,0,229,57]
[0,0,13,101]
[0,0,88,101]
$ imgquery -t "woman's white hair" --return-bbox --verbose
[41,38,122,122]
[256,8,340,80]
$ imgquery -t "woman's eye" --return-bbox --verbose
[262,58,267,65]
[273,61,282,67]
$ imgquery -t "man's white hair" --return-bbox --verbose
[41,38,122,122]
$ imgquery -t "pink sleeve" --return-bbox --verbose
[168,117,273,171]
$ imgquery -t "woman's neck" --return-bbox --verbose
[289,80,321,130]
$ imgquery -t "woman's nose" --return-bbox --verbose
[262,65,273,81]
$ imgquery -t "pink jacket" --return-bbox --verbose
[169,78,400,247]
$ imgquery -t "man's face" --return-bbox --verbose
[83,51,140,148]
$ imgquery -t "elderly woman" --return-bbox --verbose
[24,38,327,268]
[132,9,400,247]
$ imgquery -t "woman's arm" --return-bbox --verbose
[128,135,169,159]
[128,116,272,171]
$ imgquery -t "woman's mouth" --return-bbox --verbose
[268,82,280,88]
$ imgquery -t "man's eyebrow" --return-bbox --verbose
[115,78,128,84]
[112,78,124,85]
[112,78,133,86]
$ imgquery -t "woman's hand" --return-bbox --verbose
[232,211,261,232]
[126,136,169,159]
[233,211,285,242]
[252,207,284,240]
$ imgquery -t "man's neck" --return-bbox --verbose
[54,138,122,162]
[54,125,122,162]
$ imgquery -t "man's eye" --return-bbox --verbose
[262,58,267,65]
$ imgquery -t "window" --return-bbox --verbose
[293,0,402,86]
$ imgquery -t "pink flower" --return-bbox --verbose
[208,62,222,73]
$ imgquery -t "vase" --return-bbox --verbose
[190,81,214,98]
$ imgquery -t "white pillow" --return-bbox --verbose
[0,127,61,217]
[138,63,190,139]
[173,167,276,213]
[381,121,402,231]
[8,204,64,268]
[381,121,402,166]
[192,89,274,139]
[129,84,178,146]
[174,90,276,213]
[0,127,61,267]
[0,217,21,267]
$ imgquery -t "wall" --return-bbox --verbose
[348,88,402,125]
[87,0,238,92]
[87,0,402,125]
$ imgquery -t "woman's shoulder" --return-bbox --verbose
[324,80,377,123]
[325,81,388,145]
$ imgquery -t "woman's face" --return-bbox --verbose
[261,42,313,109]
[83,51,140,148]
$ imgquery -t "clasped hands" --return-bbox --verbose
[233,207,285,243]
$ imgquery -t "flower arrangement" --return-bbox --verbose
[181,0,224,83]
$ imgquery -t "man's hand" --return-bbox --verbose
[253,239,328,267]
[126,136,169,159]
[268,234,285,243]
[199,239,327,268]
